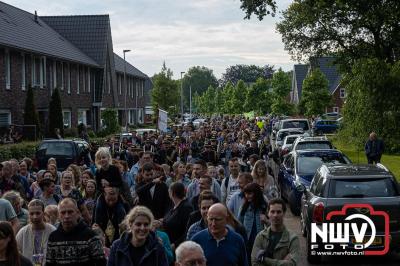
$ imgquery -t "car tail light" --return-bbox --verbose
[312,202,324,223]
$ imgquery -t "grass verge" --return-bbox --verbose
[332,138,400,180]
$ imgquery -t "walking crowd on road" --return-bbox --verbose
[4,114,370,266]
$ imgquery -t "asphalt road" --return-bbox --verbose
[284,205,400,266]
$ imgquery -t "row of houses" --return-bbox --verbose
[290,56,346,113]
[0,1,152,134]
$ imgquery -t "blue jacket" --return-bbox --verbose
[191,227,248,266]
[107,231,168,266]
[239,204,265,241]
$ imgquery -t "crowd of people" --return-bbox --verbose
[0,116,300,266]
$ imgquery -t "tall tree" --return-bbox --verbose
[151,62,180,116]
[244,77,272,114]
[300,69,331,116]
[48,88,63,138]
[23,87,40,139]
[270,69,293,115]
[239,0,277,20]
[182,66,218,108]
[219,64,274,88]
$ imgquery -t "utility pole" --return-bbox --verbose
[123,49,131,131]
[180,71,185,121]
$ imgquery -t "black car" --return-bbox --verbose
[300,164,400,263]
[34,139,90,170]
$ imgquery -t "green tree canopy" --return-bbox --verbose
[239,0,277,20]
[219,64,274,88]
[182,66,218,109]
[244,77,273,115]
[151,62,180,116]
[48,88,63,138]
[300,69,331,116]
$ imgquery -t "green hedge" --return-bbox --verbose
[0,142,38,161]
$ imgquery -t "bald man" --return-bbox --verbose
[191,203,248,266]
[46,198,106,266]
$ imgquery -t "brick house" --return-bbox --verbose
[0,2,151,134]
[291,56,346,113]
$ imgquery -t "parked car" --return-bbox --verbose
[274,129,304,150]
[314,119,338,135]
[35,139,90,171]
[278,149,351,216]
[135,128,156,137]
[281,134,303,155]
[274,118,311,133]
[321,112,341,120]
[291,136,334,151]
[300,164,400,263]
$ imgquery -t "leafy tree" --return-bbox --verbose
[48,88,63,138]
[300,69,331,116]
[23,86,40,139]
[271,97,295,116]
[244,78,273,114]
[182,66,218,108]
[222,82,235,114]
[270,69,292,115]
[100,108,119,136]
[219,64,274,88]
[239,0,277,20]
[215,88,225,113]
[151,62,180,116]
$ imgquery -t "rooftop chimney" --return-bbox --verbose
[34,10,38,22]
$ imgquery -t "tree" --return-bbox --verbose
[219,64,274,88]
[100,108,119,136]
[300,69,332,116]
[244,77,273,114]
[182,66,218,108]
[23,87,40,139]
[270,69,293,115]
[239,0,277,20]
[222,82,235,114]
[48,88,63,138]
[151,62,180,116]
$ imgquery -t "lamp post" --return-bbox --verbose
[123,49,131,131]
[180,71,185,121]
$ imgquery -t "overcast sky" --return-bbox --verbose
[8,0,294,79]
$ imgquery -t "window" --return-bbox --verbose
[40,57,46,88]
[119,75,122,95]
[77,65,80,94]
[5,50,11,89]
[141,80,144,96]
[87,67,90,93]
[108,71,111,94]
[62,110,71,128]
[31,56,46,88]
[67,63,71,94]
[129,110,134,124]
[61,62,64,90]
[0,110,11,127]
[21,53,25,90]
[53,61,57,89]
[340,88,346,98]
[333,107,339,113]
[77,109,87,125]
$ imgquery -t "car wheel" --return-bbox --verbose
[289,191,300,216]
[300,212,307,237]
[307,232,322,264]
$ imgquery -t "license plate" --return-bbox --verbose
[352,236,382,245]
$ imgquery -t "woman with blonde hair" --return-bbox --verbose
[251,159,280,200]
[108,206,168,266]
[166,162,191,188]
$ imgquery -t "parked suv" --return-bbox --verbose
[291,136,334,151]
[300,164,400,263]
[35,139,90,170]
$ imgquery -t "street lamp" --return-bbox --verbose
[180,71,185,121]
[123,49,131,131]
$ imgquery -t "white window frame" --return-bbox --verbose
[87,67,90,93]
[53,61,57,90]
[21,53,25,90]
[340,88,346,98]
[40,56,46,88]
[136,81,138,97]
[5,49,11,90]
[77,65,80,94]
[62,110,72,128]
[61,62,64,90]
[333,107,339,113]
[0,110,11,127]
[67,63,71,94]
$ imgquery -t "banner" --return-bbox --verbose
[158,109,168,133]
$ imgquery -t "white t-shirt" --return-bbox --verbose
[221,175,240,205]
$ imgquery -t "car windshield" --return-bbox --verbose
[278,131,302,141]
[330,178,398,197]
[282,120,309,130]
[40,142,73,156]
[297,153,347,175]
[285,136,299,145]
[295,141,332,150]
